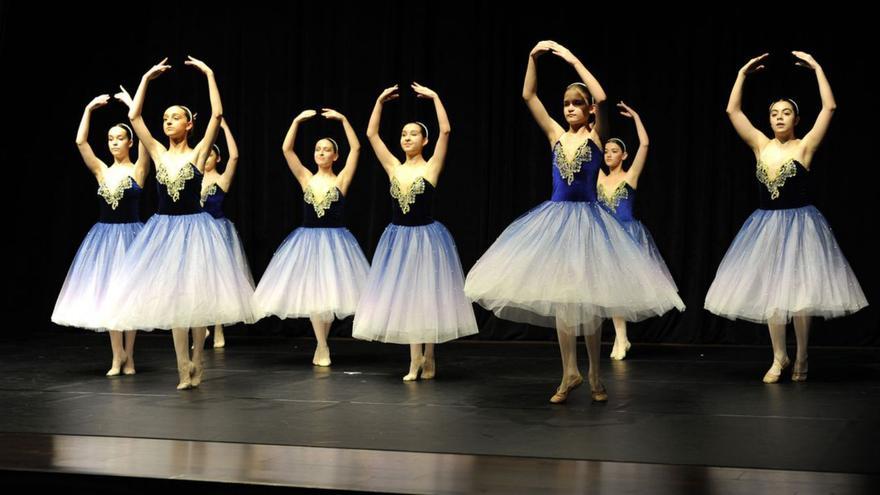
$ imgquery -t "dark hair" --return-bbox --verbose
[113,123,134,140]
[769,98,799,117]
[176,105,194,121]
[566,82,594,105]
[171,105,195,137]
[606,138,627,154]
[601,138,631,174]
[319,138,339,153]
[404,122,429,139]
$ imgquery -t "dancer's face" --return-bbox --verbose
[107,126,133,159]
[563,88,590,126]
[163,106,193,139]
[204,150,219,172]
[314,139,338,168]
[769,101,799,136]
[603,142,627,170]
[400,124,427,154]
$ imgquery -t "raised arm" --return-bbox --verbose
[795,51,836,165]
[114,85,151,184]
[412,83,450,180]
[186,56,223,170]
[618,102,649,187]
[128,58,171,162]
[76,95,111,177]
[727,54,770,154]
[523,41,565,145]
[322,109,361,195]
[216,118,239,190]
[282,110,317,189]
[366,85,401,175]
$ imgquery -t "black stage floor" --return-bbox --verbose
[1,332,878,493]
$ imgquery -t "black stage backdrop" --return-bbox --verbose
[1,3,876,344]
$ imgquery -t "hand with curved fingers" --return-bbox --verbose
[792,51,819,71]
[412,82,437,100]
[740,53,769,76]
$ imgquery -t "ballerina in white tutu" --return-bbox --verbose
[705,51,867,383]
[352,83,478,381]
[52,88,150,376]
[200,117,254,349]
[465,41,683,403]
[596,101,683,361]
[254,108,369,367]
[109,56,255,390]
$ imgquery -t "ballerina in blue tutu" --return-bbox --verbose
[597,101,682,361]
[465,41,683,403]
[254,108,369,367]
[705,52,868,383]
[352,83,478,381]
[52,88,150,376]
[108,56,255,390]
[200,117,254,349]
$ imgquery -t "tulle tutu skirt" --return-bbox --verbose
[105,212,257,330]
[705,206,868,324]
[621,219,678,290]
[217,217,255,288]
[465,201,685,335]
[51,222,144,331]
[353,221,479,344]
[254,227,370,322]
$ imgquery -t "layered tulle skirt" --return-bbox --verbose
[105,212,256,330]
[51,221,144,331]
[353,221,479,344]
[705,206,868,324]
[255,227,369,322]
[465,201,685,335]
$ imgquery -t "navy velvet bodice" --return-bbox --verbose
[156,163,204,215]
[756,159,811,210]
[302,186,346,228]
[97,176,142,223]
[597,181,637,222]
[390,176,435,226]
[201,183,226,219]
[550,139,603,202]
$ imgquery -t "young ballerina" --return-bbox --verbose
[52,88,150,376]
[200,117,255,349]
[597,101,680,360]
[705,52,867,383]
[108,56,255,390]
[352,83,478,381]
[465,41,683,403]
[254,108,369,367]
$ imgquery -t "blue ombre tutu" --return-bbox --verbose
[52,175,145,331]
[255,185,369,322]
[465,139,684,334]
[705,160,867,324]
[202,182,255,288]
[106,163,256,330]
[353,176,478,344]
[597,180,677,290]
